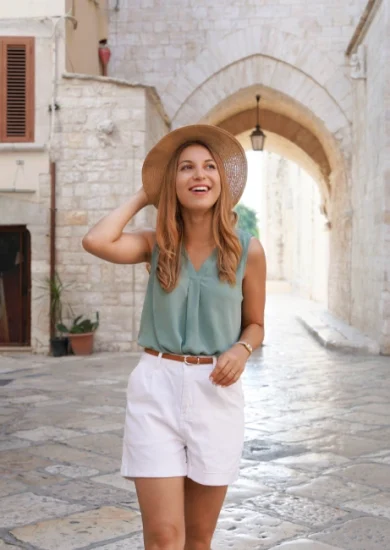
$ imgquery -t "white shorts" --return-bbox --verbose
[121,352,245,486]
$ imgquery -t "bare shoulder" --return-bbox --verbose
[245,237,266,276]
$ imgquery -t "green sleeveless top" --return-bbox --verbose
[138,229,252,356]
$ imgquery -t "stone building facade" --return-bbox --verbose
[0,0,389,354]
[0,1,167,352]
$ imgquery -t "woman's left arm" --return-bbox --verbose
[210,238,266,387]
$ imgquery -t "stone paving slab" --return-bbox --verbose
[213,507,308,549]
[0,479,26,498]
[63,433,124,458]
[1,295,390,549]
[10,426,86,442]
[0,541,22,549]
[301,433,387,458]
[91,472,136,489]
[239,462,315,491]
[41,478,139,508]
[0,492,85,529]
[10,506,141,550]
[269,541,345,550]
[93,533,144,549]
[343,492,390,519]
[311,516,390,549]
[327,462,390,489]
[242,492,349,529]
[285,474,379,505]
[0,451,52,476]
[273,452,350,473]
[27,443,120,473]
[0,439,31,452]
[8,470,68,489]
[44,463,101,478]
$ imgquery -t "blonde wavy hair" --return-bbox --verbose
[155,141,242,292]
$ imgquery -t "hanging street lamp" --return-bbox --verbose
[250,94,266,151]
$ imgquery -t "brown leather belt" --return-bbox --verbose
[144,347,214,365]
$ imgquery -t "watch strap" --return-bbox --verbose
[237,340,253,355]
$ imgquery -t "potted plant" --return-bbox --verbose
[57,312,99,355]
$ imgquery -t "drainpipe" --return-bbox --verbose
[48,12,78,340]
[49,161,56,339]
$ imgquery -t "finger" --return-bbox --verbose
[218,368,240,386]
[214,365,236,386]
[223,372,242,387]
[210,356,229,382]
[218,370,235,386]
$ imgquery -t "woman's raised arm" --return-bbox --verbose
[82,188,155,265]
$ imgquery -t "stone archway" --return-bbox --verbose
[162,26,351,121]
[168,60,351,212]
[160,26,354,322]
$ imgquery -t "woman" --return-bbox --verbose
[82,124,266,550]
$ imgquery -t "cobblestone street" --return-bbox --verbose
[1,294,390,550]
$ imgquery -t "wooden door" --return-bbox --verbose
[0,226,31,345]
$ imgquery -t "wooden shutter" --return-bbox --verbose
[0,37,35,143]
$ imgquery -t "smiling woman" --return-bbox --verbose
[153,139,243,292]
[81,124,266,550]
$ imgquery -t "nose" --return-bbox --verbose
[193,166,206,180]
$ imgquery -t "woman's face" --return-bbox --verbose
[175,144,221,211]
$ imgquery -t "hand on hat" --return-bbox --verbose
[135,186,152,207]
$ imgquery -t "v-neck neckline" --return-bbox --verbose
[182,246,216,275]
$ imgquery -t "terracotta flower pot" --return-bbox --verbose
[69,332,94,355]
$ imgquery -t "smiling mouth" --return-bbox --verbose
[189,185,210,194]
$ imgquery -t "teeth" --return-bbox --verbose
[192,187,208,191]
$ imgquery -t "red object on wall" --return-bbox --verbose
[98,45,111,76]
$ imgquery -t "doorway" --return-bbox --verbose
[0,226,31,346]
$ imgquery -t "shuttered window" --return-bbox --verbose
[0,37,35,143]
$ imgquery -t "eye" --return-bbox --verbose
[180,164,192,171]
[206,163,216,170]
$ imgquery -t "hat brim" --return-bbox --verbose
[142,124,248,208]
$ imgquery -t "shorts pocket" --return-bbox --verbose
[127,355,159,398]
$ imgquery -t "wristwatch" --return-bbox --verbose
[236,340,253,355]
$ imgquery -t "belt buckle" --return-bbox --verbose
[184,355,200,365]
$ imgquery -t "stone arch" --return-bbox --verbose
[170,72,351,217]
[161,26,353,219]
[219,107,331,192]
[163,25,352,124]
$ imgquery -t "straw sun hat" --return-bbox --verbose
[142,124,248,208]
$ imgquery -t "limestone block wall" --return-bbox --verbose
[55,76,168,351]
[108,0,368,101]
[349,0,390,353]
